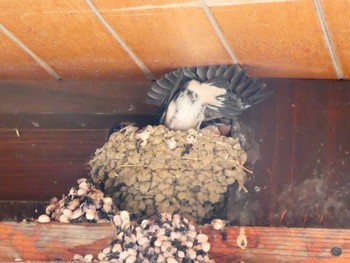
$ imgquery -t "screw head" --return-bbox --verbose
[331,247,342,256]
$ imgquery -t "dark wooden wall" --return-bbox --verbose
[0,79,349,224]
[0,80,154,200]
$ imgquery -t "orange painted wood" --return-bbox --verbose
[94,0,231,78]
[0,223,348,262]
[0,33,51,80]
[0,0,147,80]
[0,0,348,80]
[202,226,350,262]
[211,1,337,79]
[0,222,114,261]
[322,0,350,79]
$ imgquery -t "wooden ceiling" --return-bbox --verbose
[0,0,349,81]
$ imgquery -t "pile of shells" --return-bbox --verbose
[89,125,248,222]
[97,212,212,263]
[71,212,215,262]
[38,178,116,224]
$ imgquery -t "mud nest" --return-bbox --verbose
[89,125,248,222]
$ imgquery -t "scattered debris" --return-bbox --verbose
[272,177,350,228]
[15,128,20,137]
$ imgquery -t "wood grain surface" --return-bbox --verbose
[0,80,153,114]
[0,223,349,262]
[1,0,350,79]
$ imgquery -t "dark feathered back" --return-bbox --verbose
[146,64,272,123]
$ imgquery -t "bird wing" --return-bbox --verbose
[146,64,272,123]
[147,70,185,124]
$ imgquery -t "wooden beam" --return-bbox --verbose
[0,129,107,200]
[0,222,114,261]
[0,113,154,129]
[0,223,348,262]
[0,80,153,114]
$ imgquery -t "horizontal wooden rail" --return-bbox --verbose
[0,222,349,262]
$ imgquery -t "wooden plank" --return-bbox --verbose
[0,201,47,221]
[0,222,114,261]
[202,226,350,262]
[0,129,107,200]
[241,79,350,228]
[0,113,154,129]
[94,0,231,78]
[211,1,337,79]
[0,80,153,114]
[0,31,51,80]
[0,223,348,262]
[0,0,147,81]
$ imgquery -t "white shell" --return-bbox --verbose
[102,246,111,254]
[186,241,193,248]
[122,220,131,230]
[211,219,225,230]
[112,243,122,253]
[59,214,70,223]
[188,249,197,259]
[38,214,51,223]
[126,255,137,263]
[73,254,83,261]
[83,254,93,262]
[177,251,185,258]
[166,137,177,150]
[79,181,90,191]
[196,233,209,243]
[103,197,113,205]
[71,209,83,220]
[119,250,130,261]
[187,230,197,239]
[141,219,149,229]
[201,242,211,252]
[103,203,113,213]
[86,210,95,220]
[186,134,197,144]
[137,236,149,246]
[161,241,171,252]
[97,252,105,261]
[77,178,87,184]
[67,199,80,211]
[154,238,162,247]
[120,210,130,221]
[62,209,72,218]
[166,257,177,263]
[45,204,56,215]
[77,189,87,196]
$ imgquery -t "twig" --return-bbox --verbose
[279,209,287,224]
[179,157,199,161]
[118,164,148,168]
[234,162,253,174]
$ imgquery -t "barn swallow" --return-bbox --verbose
[146,64,271,135]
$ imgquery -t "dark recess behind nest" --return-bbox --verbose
[0,78,349,227]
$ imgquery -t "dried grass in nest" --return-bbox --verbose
[89,125,249,223]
